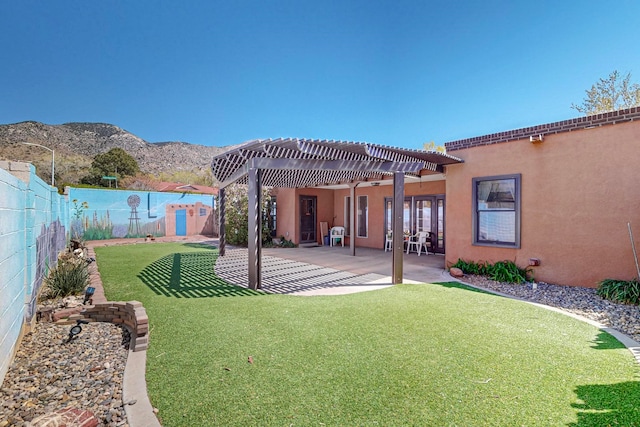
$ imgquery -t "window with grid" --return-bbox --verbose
[472,174,521,248]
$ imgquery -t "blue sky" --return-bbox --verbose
[2,1,640,149]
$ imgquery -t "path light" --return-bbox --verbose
[83,286,96,305]
[67,319,89,343]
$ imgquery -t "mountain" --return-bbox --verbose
[0,121,236,185]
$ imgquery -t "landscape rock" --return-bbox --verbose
[0,322,130,426]
[449,267,464,278]
[31,407,99,427]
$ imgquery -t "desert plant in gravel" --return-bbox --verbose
[597,278,640,305]
[450,258,533,284]
[42,254,90,299]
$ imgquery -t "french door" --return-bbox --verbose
[384,195,445,253]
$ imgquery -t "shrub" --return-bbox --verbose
[277,236,297,248]
[451,258,533,284]
[43,256,90,299]
[597,278,640,305]
[223,184,272,246]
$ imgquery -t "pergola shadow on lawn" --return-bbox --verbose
[95,243,640,426]
[137,250,261,298]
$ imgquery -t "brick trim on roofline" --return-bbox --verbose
[444,107,640,152]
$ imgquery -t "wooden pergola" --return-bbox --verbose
[210,138,463,290]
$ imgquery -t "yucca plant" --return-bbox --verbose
[43,256,90,299]
[597,278,640,305]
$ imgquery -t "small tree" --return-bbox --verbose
[223,184,272,246]
[423,141,447,153]
[571,70,640,115]
[81,148,140,186]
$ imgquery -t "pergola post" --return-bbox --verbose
[218,187,225,257]
[247,162,262,290]
[392,171,404,284]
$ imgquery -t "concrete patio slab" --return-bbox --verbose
[215,245,450,295]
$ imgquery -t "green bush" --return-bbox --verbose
[451,258,533,284]
[43,257,90,298]
[223,184,273,246]
[597,278,640,305]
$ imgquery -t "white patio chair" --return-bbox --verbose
[330,226,345,247]
[384,231,393,252]
[406,231,431,256]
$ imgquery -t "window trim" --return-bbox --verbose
[344,196,350,235]
[357,195,368,238]
[472,174,521,248]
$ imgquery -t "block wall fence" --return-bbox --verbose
[0,161,178,385]
[0,161,69,385]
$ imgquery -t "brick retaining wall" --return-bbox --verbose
[50,245,149,352]
[57,302,149,352]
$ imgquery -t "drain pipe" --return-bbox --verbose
[628,222,640,278]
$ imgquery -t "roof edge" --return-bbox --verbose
[444,106,640,152]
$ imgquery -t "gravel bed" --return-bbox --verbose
[0,321,130,426]
[459,275,640,343]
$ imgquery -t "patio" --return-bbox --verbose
[214,244,451,295]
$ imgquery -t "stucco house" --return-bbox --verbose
[213,107,640,289]
[444,107,640,287]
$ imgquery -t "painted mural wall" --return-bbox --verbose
[67,187,216,240]
[0,161,68,385]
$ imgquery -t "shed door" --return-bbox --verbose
[176,209,187,236]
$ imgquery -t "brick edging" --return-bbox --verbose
[53,245,150,352]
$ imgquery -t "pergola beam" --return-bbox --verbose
[252,157,424,174]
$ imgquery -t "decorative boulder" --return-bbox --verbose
[31,408,99,427]
[449,267,464,278]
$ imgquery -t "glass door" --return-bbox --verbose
[384,195,445,253]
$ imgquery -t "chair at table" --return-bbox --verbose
[330,226,345,247]
[406,231,432,256]
[423,231,435,254]
[384,231,393,252]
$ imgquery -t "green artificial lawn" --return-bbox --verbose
[95,243,640,426]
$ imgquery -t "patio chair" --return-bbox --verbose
[330,226,345,247]
[384,231,393,252]
[406,231,432,256]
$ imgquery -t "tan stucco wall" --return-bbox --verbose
[445,121,640,287]
[273,187,334,244]
[272,188,296,241]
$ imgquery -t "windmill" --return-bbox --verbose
[127,194,141,237]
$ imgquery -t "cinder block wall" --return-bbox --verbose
[0,161,69,385]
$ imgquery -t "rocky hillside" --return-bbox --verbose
[0,121,234,177]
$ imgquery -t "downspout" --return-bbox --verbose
[349,182,359,256]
